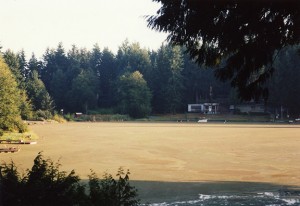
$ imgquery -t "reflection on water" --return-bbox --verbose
[143,192,300,206]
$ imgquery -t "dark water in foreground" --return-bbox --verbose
[142,192,300,206]
[133,181,300,206]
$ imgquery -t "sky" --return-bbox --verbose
[0,0,168,59]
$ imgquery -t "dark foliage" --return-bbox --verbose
[148,0,300,100]
[3,40,300,117]
[0,152,139,206]
[117,71,152,118]
[89,168,139,206]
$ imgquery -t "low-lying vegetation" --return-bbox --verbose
[0,152,139,206]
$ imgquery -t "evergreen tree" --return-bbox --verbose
[41,43,69,91]
[90,44,102,76]
[148,44,172,113]
[17,50,29,80]
[41,44,70,111]
[116,41,151,76]
[166,45,184,113]
[97,48,118,107]
[67,45,91,75]
[19,91,33,120]
[28,53,42,78]
[268,45,300,116]
[3,50,26,89]
[148,44,185,113]
[26,71,54,113]
[49,69,66,111]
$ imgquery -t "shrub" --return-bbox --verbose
[0,153,140,206]
[52,114,66,123]
[0,152,85,206]
[89,168,140,206]
[63,113,75,121]
[34,110,53,120]
[111,114,130,121]
[15,119,28,133]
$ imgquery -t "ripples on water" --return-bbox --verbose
[142,192,300,206]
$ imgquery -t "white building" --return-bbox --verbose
[188,104,204,113]
[188,103,219,114]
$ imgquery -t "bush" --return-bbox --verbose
[0,152,140,206]
[64,113,75,121]
[15,119,28,133]
[89,168,140,206]
[111,114,130,121]
[34,110,53,120]
[52,114,66,123]
[0,118,28,133]
[0,129,3,136]
[74,114,91,122]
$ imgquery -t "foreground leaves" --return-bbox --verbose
[0,152,139,206]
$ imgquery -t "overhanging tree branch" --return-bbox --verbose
[148,0,300,100]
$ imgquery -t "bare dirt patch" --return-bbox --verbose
[1,122,300,186]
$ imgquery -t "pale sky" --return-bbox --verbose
[0,0,168,59]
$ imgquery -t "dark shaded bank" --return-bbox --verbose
[130,181,300,204]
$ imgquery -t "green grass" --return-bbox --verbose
[0,131,39,141]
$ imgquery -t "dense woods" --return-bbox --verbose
[0,41,300,128]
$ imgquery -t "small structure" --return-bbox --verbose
[188,104,204,113]
[75,112,83,118]
[203,103,219,114]
[188,103,219,114]
[0,139,37,144]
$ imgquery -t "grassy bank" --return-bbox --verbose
[67,112,273,123]
[0,131,38,141]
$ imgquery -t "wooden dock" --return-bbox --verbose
[0,139,37,144]
[0,147,20,153]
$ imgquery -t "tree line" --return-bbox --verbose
[1,41,231,120]
[1,41,300,127]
